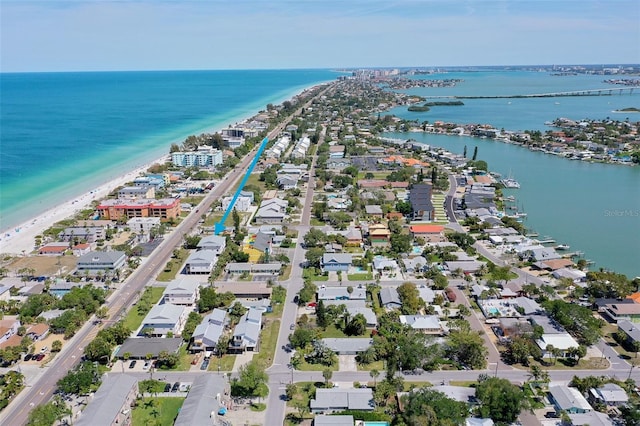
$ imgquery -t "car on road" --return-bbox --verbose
[129,360,137,369]
[289,323,295,330]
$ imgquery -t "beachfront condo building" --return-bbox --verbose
[96,198,180,222]
[171,147,223,168]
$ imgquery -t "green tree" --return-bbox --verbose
[370,369,380,386]
[231,361,269,397]
[305,247,325,269]
[181,311,202,341]
[390,233,412,254]
[345,313,367,336]
[51,340,63,353]
[289,328,316,349]
[476,377,526,423]
[398,388,468,425]
[397,282,422,315]
[83,336,112,363]
[472,146,478,161]
[322,368,333,387]
[445,329,488,370]
[316,300,328,329]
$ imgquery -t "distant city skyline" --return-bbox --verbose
[2,0,639,72]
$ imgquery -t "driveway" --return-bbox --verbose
[338,355,357,372]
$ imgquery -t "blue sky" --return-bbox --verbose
[2,0,639,72]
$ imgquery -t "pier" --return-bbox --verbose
[426,86,639,99]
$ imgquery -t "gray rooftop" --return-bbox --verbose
[310,388,374,411]
[173,375,225,426]
[116,337,183,359]
[549,385,592,412]
[322,253,353,264]
[379,287,401,307]
[76,374,138,426]
[321,338,373,354]
[314,415,355,426]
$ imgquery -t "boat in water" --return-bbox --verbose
[501,178,521,188]
[555,244,570,250]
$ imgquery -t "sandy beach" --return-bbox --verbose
[0,159,166,256]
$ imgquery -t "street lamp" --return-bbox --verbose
[628,363,635,380]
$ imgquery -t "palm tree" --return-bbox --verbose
[546,345,555,365]
[322,368,333,387]
[370,369,380,386]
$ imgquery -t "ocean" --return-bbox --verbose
[383,70,640,278]
[1,68,638,277]
[0,69,337,232]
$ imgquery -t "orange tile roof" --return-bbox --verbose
[627,292,640,303]
[541,258,574,270]
[410,225,445,233]
[0,334,22,350]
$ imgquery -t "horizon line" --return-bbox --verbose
[2,63,640,74]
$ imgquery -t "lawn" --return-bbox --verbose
[122,287,165,332]
[319,324,347,338]
[357,360,384,373]
[280,265,292,280]
[357,171,390,179]
[285,382,316,425]
[347,272,373,281]
[296,359,339,371]
[156,248,189,282]
[132,397,184,426]
[254,319,280,370]
[310,218,325,226]
[208,354,236,372]
[302,268,328,282]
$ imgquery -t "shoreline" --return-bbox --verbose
[0,81,330,256]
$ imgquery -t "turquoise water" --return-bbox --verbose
[0,69,336,231]
[381,70,640,279]
[489,308,500,315]
[364,422,390,426]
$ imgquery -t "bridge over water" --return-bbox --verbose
[426,86,639,99]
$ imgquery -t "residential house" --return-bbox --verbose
[254,198,288,225]
[329,145,346,158]
[0,317,20,345]
[326,158,352,170]
[372,256,399,274]
[536,333,579,358]
[75,374,138,426]
[277,175,298,190]
[568,411,614,426]
[409,183,434,221]
[139,303,187,337]
[118,185,155,200]
[162,278,201,306]
[310,388,374,413]
[417,286,436,304]
[196,235,227,255]
[399,315,443,334]
[364,205,383,219]
[617,320,640,345]
[127,217,161,240]
[59,226,105,243]
[404,257,428,274]
[410,225,445,242]
[345,228,363,247]
[548,385,593,414]
[225,263,282,276]
[174,375,225,426]
[321,253,353,272]
[317,286,366,301]
[589,383,629,406]
[445,260,484,274]
[314,415,354,426]
[466,419,494,426]
[368,223,391,247]
[76,251,126,275]
[231,308,262,352]
[26,323,49,342]
[214,282,273,299]
[321,338,373,355]
[347,307,377,327]
[603,303,640,323]
[222,194,252,212]
[184,250,217,274]
[0,285,11,302]
[37,243,69,256]
[116,337,183,359]
[379,287,402,309]
[191,309,228,352]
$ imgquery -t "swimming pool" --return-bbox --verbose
[364,422,390,426]
[488,308,500,315]
[411,246,423,255]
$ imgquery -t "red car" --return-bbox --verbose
[34,354,45,361]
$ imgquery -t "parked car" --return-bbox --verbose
[200,359,210,371]
[24,354,33,361]
[143,361,150,370]
[40,346,48,353]
[34,354,45,361]
[164,383,171,392]
[129,360,137,369]
[171,382,180,392]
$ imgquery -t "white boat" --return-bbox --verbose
[555,244,570,250]
[501,178,521,188]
